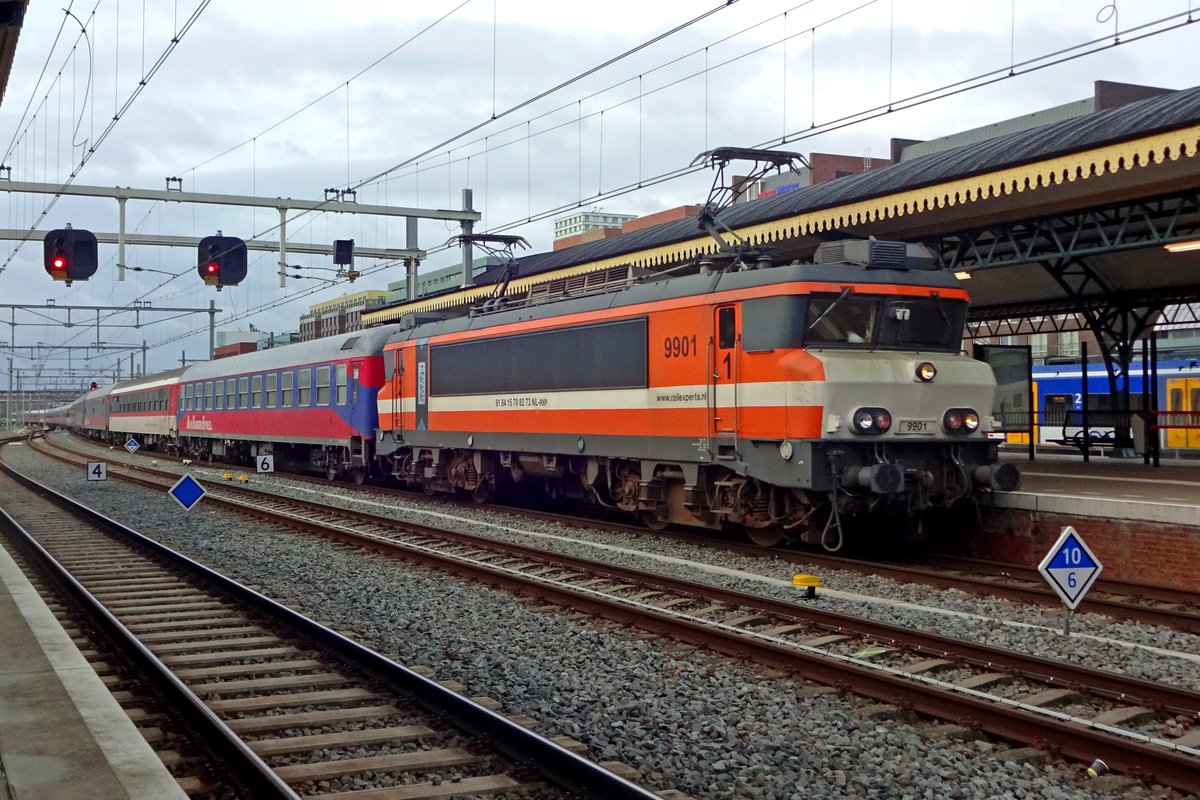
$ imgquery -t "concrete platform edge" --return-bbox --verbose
[0,542,188,800]
[994,492,1200,526]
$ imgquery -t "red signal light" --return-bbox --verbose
[205,262,218,274]
[52,256,67,269]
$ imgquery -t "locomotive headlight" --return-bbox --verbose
[943,408,979,433]
[852,407,890,435]
[916,362,937,382]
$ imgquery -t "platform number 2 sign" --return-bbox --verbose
[257,455,274,473]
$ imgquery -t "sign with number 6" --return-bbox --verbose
[257,455,274,473]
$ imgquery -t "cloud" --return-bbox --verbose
[0,0,1196,377]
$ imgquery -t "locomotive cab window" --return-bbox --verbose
[806,293,877,345]
[884,295,966,352]
[743,296,806,351]
[718,307,736,349]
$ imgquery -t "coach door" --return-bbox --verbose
[710,305,739,458]
[1165,377,1200,449]
[387,348,404,433]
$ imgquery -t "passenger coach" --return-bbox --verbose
[107,368,185,448]
[175,329,390,480]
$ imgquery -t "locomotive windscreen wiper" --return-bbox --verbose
[929,292,951,330]
[807,287,852,330]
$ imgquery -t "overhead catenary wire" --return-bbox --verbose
[94,6,1200,371]
[179,0,473,177]
[27,3,1200,376]
[0,2,80,168]
[0,0,213,275]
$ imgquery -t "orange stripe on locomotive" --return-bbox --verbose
[377,280,953,441]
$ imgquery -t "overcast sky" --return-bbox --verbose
[1,0,1197,382]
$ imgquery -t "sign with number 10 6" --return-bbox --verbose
[1037,526,1103,610]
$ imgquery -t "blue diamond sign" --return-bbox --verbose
[168,473,206,511]
[124,438,140,454]
[1037,526,1103,611]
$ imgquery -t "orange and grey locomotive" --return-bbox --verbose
[374,240,1018,549]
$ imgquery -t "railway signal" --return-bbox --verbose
[43,227,99,285]
[196,233,248,289]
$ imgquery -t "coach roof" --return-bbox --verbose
[179,328,394,382]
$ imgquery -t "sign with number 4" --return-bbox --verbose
[86,461,107,482]
[257,455,274,473]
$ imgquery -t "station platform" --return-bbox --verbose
[0,539,188,800]
[995,449,1200,527]
[971,450,1199,589]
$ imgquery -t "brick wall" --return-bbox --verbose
[552,226,624,251]
[808,152,892,184]
[621,205,702,234]
[965,509,1200,591]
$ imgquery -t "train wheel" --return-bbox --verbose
[326,464,337,481]
[637,511,669,531]
[745,526,787,547]
[352,467,367,485]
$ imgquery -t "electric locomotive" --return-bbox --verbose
[374,239,1019,550]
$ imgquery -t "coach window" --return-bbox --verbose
[226,379,236,410]
[316,366,331,406]
[718,307,736,349]
[336,364,347,405]
[186,384,194,411]
[266,373,278,408]
[238,377,249,409]
[252,375,263,408]
[298,369,312,407]
[205,381,214,411]
[282,371,294,407]
[214,379,224,410]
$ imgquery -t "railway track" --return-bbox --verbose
[22,434,1200,794]
[0,441,673,799]
[79,429,1200,636]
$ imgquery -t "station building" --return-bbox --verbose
[298,290,389,342]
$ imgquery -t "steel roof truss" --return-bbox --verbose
[931,191,1200,271]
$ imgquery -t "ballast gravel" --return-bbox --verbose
[5,440,1194,800]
